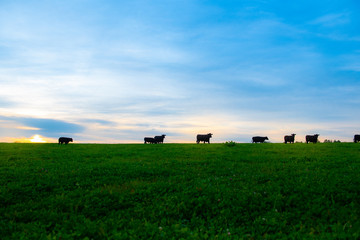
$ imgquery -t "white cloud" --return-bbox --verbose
[310,12,350,27]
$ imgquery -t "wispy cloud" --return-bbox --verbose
[310,12,350,27]
[338,52,360,72]
[16,126,41,131]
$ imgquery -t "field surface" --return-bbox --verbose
[1,143,360,239]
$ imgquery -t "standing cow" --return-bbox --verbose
[58,137,73,144]
[144,137,157,144]
[354,134,360,143]
[196,133,213,144]
[284,134,296,144]
[154,134,166,144]
[306,134,319,144]
[252,136,269,143]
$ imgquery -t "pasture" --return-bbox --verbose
[0,143,360,239]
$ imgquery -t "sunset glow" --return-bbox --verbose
[30,135,47,143]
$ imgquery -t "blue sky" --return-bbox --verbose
[0,0,359,143]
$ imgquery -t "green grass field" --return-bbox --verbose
[1,143,360,239]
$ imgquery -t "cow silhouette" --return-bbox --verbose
[306,134,319,144]
[284,134,296,144]
[58,137,73,144]
[196,133,213,144]
[144,137,157,144]
[154,134,166,144]
[252,136,268,143]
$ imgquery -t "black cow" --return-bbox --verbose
[306,134,319,144]
[354,134,360,143]
[284,134,296,144]
[58,137,73,144]
[196,133,213,144]
[154,134,166,144]
[144,137,157,144]
[252,136,269,143]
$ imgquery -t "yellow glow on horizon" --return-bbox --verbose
[10,135,55,143]
[30,135,47,143]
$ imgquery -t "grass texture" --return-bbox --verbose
[1,143,360,239]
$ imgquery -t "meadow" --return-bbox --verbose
[0,142,360,239]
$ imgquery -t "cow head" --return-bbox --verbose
[70,138,73,142]
[208,133,213,138]
[265,137,269,140]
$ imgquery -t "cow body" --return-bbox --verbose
[252,136,268,143]
[144,137,157,144]
[306,134,319,144]
[354,134,360,143]
[154,134,166,144]
[58,137,73,144]
[284,134,296,144]
[196,133,213,144]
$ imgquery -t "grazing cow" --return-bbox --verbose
[354,134,360,143]
[284,134,296,144]
[252,136,269,143]
[196,133,213,144]
[154,134,166,144]
[58,137,73,145]
[306,134,319,144]
[144,137,157,144]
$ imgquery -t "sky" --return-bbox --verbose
[0,0,360,143]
